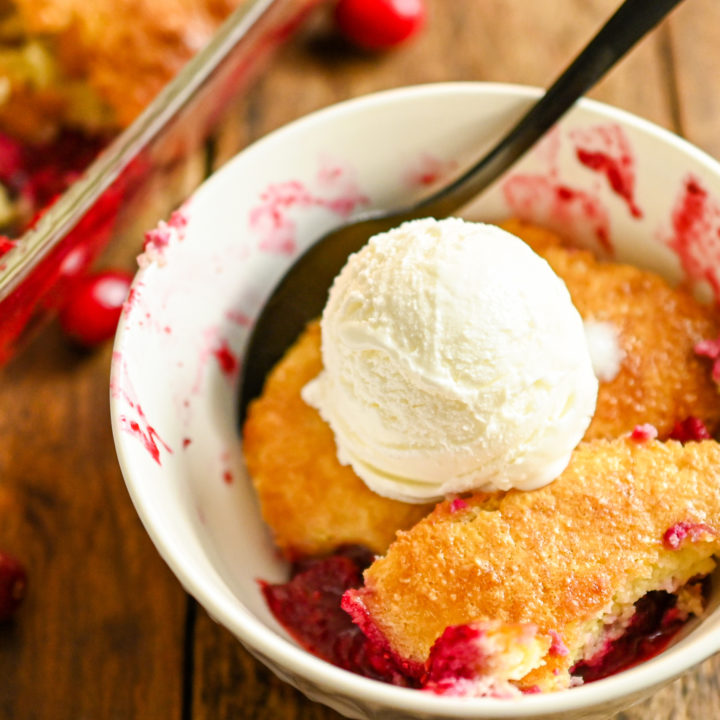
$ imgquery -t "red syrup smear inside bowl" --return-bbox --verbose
[261,545,703,692]
[261,545,420,687]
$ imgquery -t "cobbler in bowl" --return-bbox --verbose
[245,218,720,696]
[111,83,720,720]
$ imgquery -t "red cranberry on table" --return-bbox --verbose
[0,551,27,621]
[59,269,133,347]
[334,0,426,51]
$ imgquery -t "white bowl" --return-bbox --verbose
[110,82,720,720]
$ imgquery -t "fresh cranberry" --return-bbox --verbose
[0,551,27,621]
[59,269,133,347]
[334,0,426,51]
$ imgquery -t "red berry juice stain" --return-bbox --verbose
[212,340,239,379]
[225,309,252,326]
[667,176,720,303]
[119,404,172,466]
[167,205,189,230]
[112,359,173,466]
[122,283,143,318]
[571,124,643,219]
[502,124,620,254]
[143,225,172,252]
[630,423,658,442]
[139,205,190,268]
[249,161,369,255]
[548,630,569,657]
[503,175,612,254]
[404,154,458,189]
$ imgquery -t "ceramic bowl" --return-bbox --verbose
[110,82,720,720]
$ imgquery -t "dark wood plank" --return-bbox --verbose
[224,0,671,141]
[192,605,343,720]
[0,324,187,720]
[666,0,720,158]
[617,655,720,720]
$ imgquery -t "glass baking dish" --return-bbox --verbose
[0,0,320,365]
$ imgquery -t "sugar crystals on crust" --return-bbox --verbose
[343,438,720,694]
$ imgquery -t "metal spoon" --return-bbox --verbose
[239,0,684,420]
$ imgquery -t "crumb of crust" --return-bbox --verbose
[137,208,188,268]
[630,424,658,442]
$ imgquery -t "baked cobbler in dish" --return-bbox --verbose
[243,220,720,696]
[0,0,245,233]
[0,0,245,142]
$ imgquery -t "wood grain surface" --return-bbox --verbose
[2,1,720,718]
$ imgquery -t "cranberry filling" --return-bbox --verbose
[0,130,107,236]
[261,545,418,686]
[263,547,703,691]
[571,587,700,683]
[668,416,712,442]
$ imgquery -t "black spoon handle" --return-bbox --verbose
[422,0,685,219]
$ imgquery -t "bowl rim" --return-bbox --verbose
[112,80,720,717]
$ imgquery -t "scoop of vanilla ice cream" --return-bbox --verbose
[302,217,598,502]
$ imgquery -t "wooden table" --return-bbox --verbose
[2,1,720,717]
